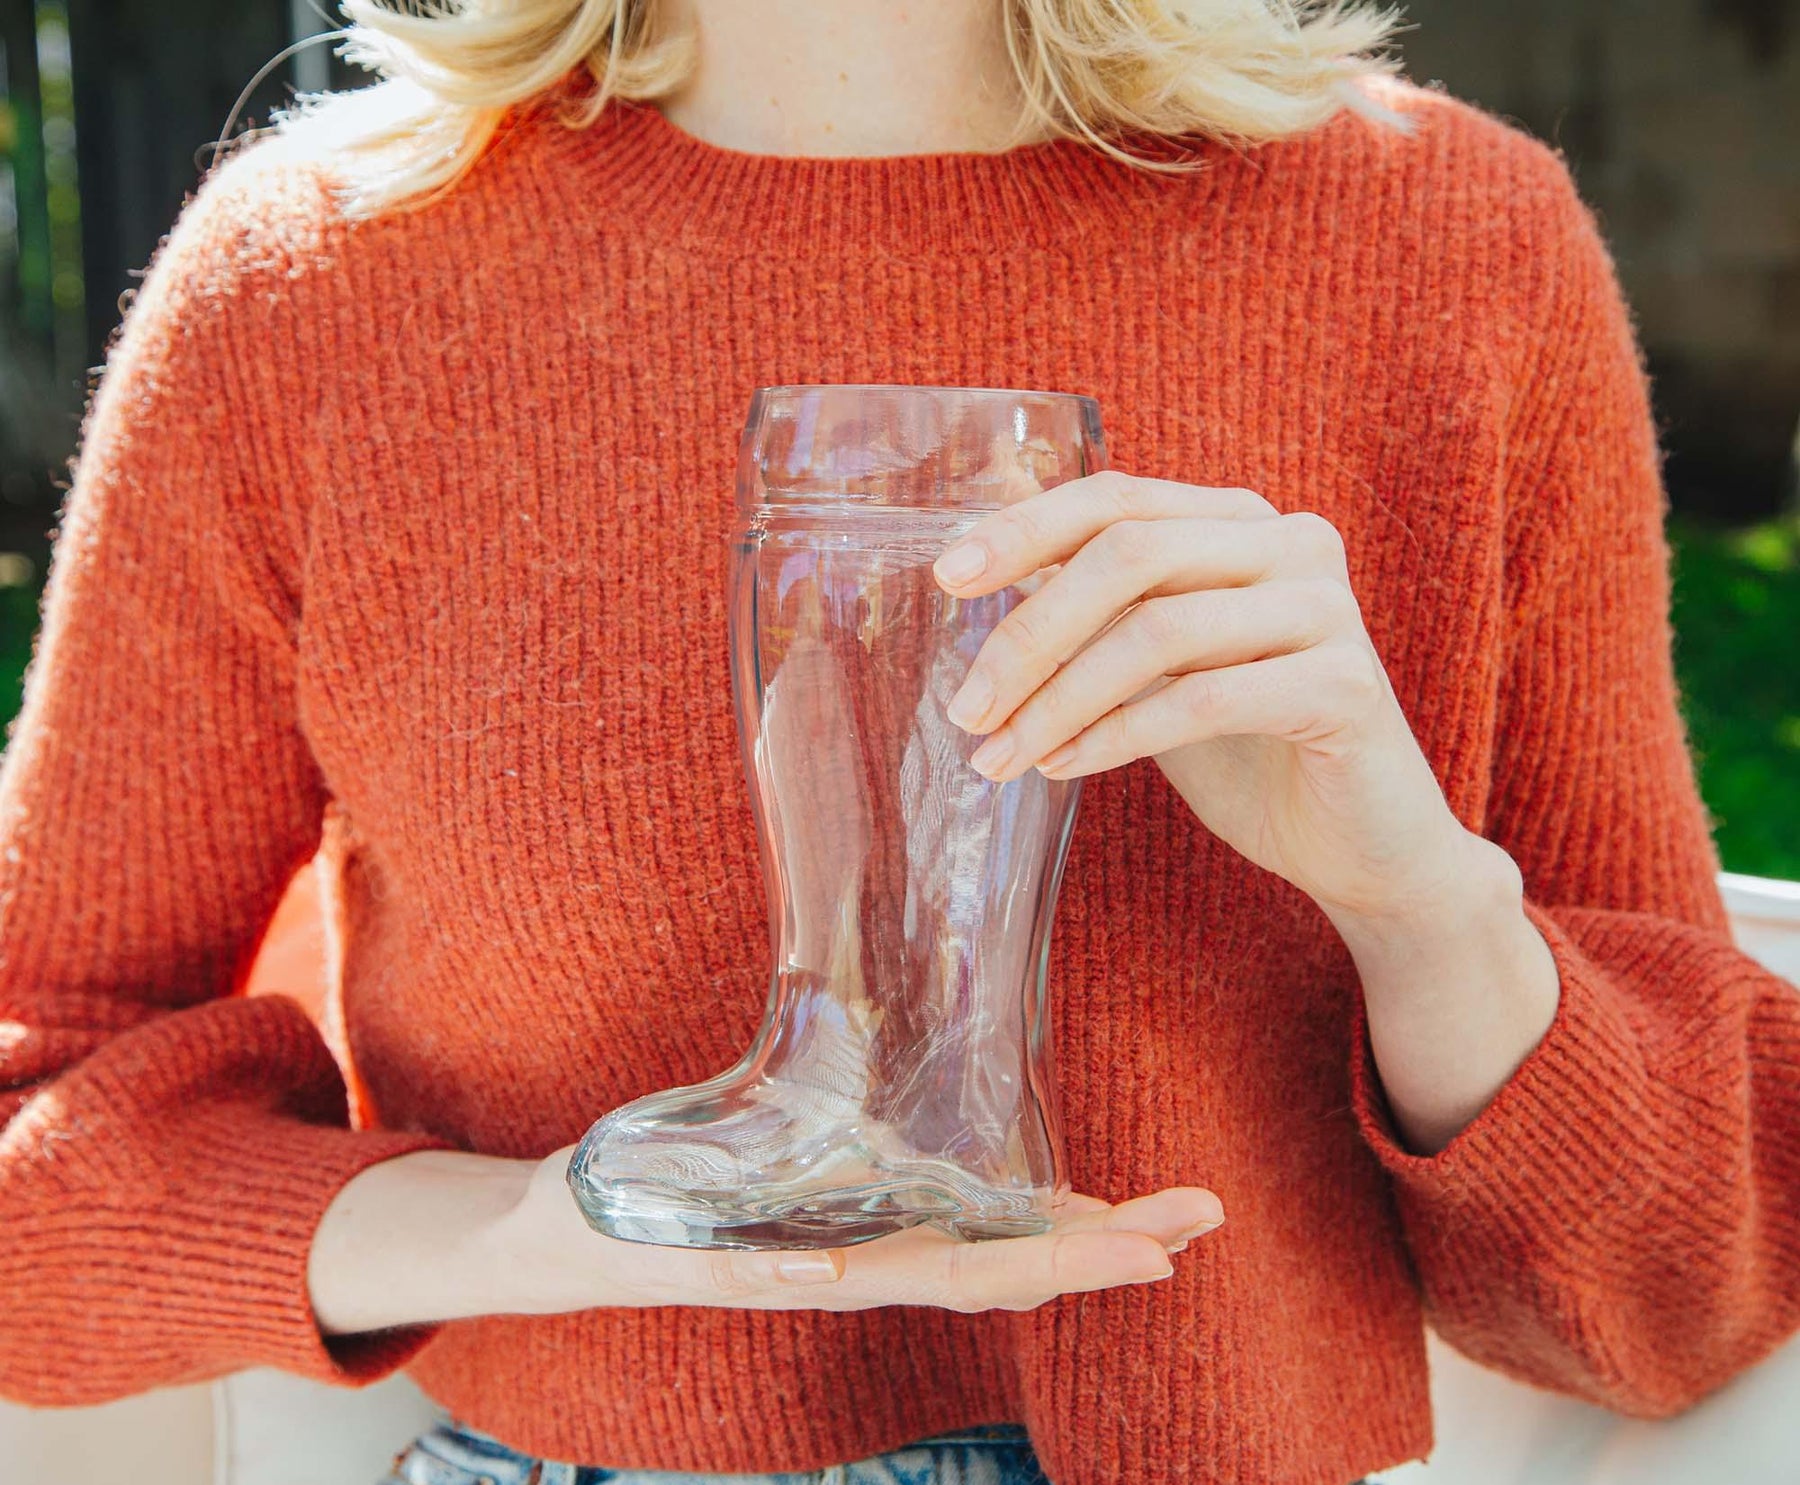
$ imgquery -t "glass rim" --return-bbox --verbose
[750,382,1101,413]
[740,383,1107,510]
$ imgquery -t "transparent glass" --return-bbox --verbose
[568,385,1108,1249]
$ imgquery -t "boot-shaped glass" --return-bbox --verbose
[569,385,1107,1249]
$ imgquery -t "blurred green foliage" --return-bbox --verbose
[0,583,37,727]
[1670,517,1800,881]
[0,520,1792,879]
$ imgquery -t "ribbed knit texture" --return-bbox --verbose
[2,81,1798,1485]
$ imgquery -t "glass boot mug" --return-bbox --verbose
[569,385,1108,1249]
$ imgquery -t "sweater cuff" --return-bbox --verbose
[1348,902,1654,1259]
[185,1107,458,1387]
[4,1104,455,1399]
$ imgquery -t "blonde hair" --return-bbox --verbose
[285,1,1402,216]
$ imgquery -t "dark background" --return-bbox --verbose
[1,0,1797,872]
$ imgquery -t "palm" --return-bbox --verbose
[506,1146,1223,1317]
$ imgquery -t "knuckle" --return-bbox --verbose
[941,1235,982,1307]
[707,1249,756,1298]
[1026,665,1077,728]
[1293,575,1358,628]
[1090,469,1135,509]
[1174,671,1221,723]
[1129,595,1192,651]
[1002,501,1057,552]
[1326,642,1385,702]
[994,601,1053,661]
[1227,485,1278,517]
[940,1253,990,1313]
[1100,703,1146,760]
[1283,509,1347,563]
[1331,586,1368,630]
[1096,518,1161,573]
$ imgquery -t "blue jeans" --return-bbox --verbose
[384,1418,1050,1485]
[384,1418,1384,1484]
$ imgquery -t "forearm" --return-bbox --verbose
[1326,833,1561,1155]
[307,1149,536,1335]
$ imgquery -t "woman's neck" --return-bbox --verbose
[658,0,1032,157]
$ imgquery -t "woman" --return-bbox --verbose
[0,2,1795,1483]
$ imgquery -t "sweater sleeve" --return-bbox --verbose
[1348,142,1800,1416]
[0,148,450,1407]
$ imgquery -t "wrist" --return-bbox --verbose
[438,1154,539,1304]
[1330,834,1560,1154]
[309,1149,535,1336]
[1323,827,1524,969]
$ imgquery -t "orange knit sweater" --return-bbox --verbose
[2,84,1798,1485]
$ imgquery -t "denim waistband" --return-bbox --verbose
[391,1417,1040,1485]
[394,1417,1378,1485]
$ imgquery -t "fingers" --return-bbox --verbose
[932,1230,1176,1311]
[1040,643,1390,778]
[937,491,1363,777]
[965,580,1358,782]
[944,517,1313,735]
[831,1224,1174,1314]
[651,1186,1224,1317]
[1053,1186,1226,1241]
[933,472,1278,598]
[701,1246,848,1297]
[897,1184,1226,1312]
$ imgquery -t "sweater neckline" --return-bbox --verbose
[532,95,1212,258]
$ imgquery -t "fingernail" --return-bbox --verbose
[969,733,1014,777]
[934,543,989,587]
[1176,1217,1224,1241]
[1164,1240,1189,1255]
[1136,1261,1176,1283]
[947,673,994,730]
[1036,743,1076,775]
[775,1252,843,1284]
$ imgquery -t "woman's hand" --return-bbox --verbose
[931,471,1486,931]
[309,1146,1224,1336]
[932,471,1561,1153]
[494,1148,1220,1316]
